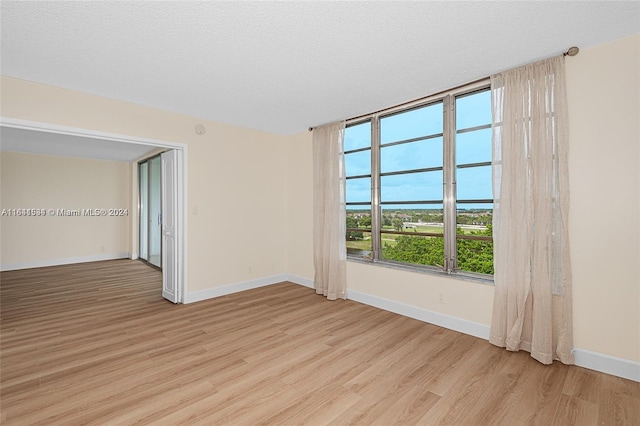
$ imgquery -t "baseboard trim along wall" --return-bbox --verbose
[573,349,640,383]
[345,288,491,340]
[0,253,130,272]
[286,274,314,289]
[184,274,290,304]
[286,275,490,340]
[185,273,640,382]
[342,286,640,382]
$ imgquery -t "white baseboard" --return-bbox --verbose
[573,349,640,382]
[285,274,314,288]
[0,253,130,271]
[280,275,491,341]
[184,274,289,304]
[346,288,491,340]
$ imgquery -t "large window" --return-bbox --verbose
[344,82,493,278]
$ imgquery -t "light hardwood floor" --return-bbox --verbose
[1,259,638,425]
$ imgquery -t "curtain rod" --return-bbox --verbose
[308,46,579,132]
[307,75,483,132]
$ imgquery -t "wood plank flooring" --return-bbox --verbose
[1,259,638,425]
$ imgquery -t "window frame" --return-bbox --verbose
[344,79,494,282]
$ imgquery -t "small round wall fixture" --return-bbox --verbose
[565,46,579,57]
[194,124,206,135]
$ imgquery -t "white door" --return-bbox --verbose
[161,150,180,303]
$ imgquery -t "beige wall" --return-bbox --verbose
[0,76,288,291]
[565,34,639,362]
[285,34,640,363]
[284,131,314,280]
[0,152,131,268]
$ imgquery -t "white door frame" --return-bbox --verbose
[0,117,188,303]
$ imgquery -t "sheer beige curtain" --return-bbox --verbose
[312,121,347,300]
[490,55,574,365]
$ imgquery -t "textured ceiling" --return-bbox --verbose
[1,1,639,136]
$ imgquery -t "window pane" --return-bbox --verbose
[344,121,371,151]
[457,203,493,274]
[456,128,491,165]
[382,205,443,216]
[456,166,492,201]
[381,171,442,202]
[456,90,491,130]
[380,206,445,234]
[346,209,372,259]
[344,150,371,177]
[346,177,371,203]
[457,239,494,275]
[456,89,493,276]
[381,102,443,144]
[414,206,444,228]
[381,137,442,173]
[381,234,444,268]
[457,204,493,234]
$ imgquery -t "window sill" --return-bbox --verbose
[346,256,495,286]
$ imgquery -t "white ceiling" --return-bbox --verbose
[1,1,639,138]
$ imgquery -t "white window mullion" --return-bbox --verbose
[443,94,457,273]
[371,116,381,261]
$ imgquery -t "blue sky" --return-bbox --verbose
[345,89,492,211]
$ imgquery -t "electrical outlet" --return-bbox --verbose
[438,292,446,304]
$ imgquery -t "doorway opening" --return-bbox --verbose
[0,117,187,303]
